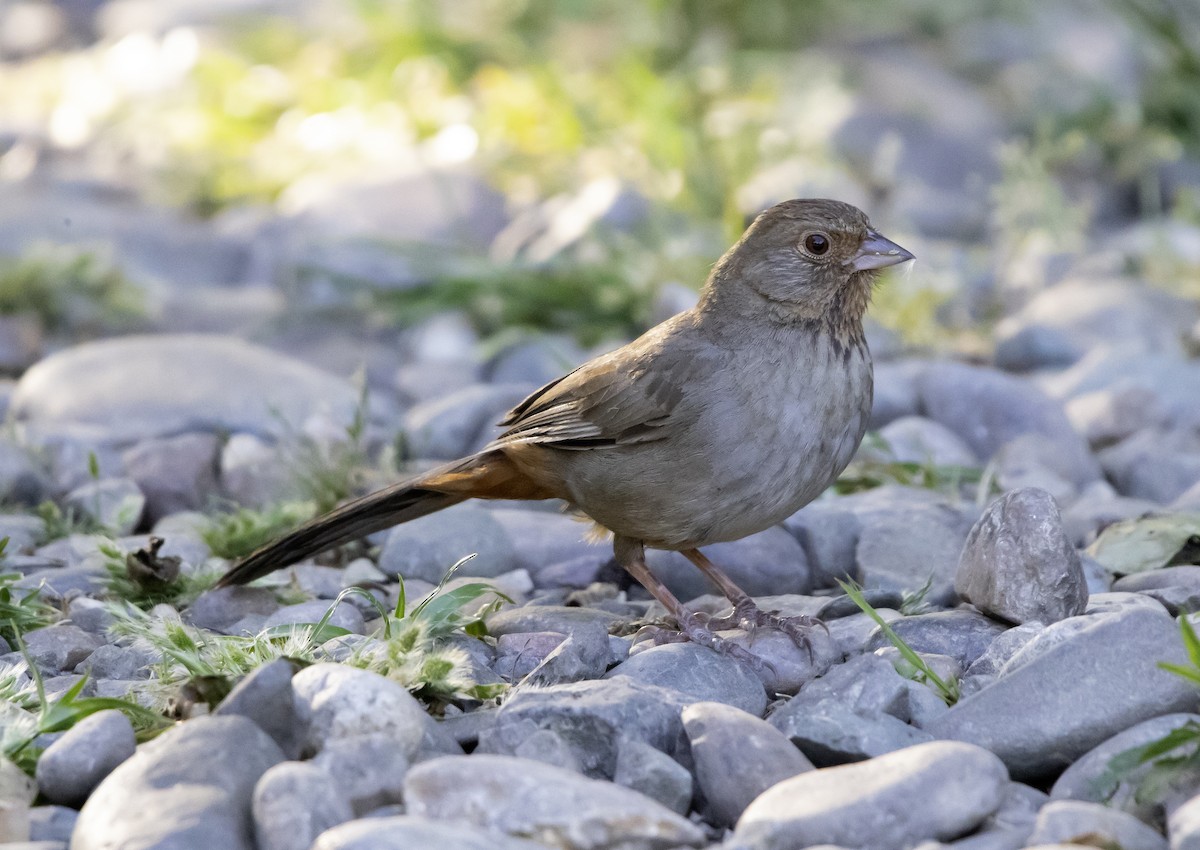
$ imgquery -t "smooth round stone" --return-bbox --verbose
[252,762,353,850]
[11,334,358,443]
[1050,713,1200,822]
[36,711,136,808]
[1028,800,1166,850]
[733,740,1008,850]
[928,608,1200,781]
[72,716,284,850]
[404,755,705,850]
[291,664,431,759]
[916,361,1099,486]
[683,701,814,828]
[605,642,767,717]
[312,815,549,850]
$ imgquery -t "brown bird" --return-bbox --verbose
[216,199,913,663]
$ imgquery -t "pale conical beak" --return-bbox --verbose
[850,229,915,272]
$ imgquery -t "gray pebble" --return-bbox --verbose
[683,701,814,827]
[732,741,1008,850]
[63,478,145,536]
[494,631,567,681]
[1029,799,1166,850]
[1169,793,1200,850]
[311,815,549,850]
[917,362,1098,485]
[312,734,410,815]
[955,488,1087,625]
[65,598,115,635]
[261,600,366,635]
[864,610,1007,668]
[496,677,691,777]
[876,415,979,467]
[22,625,102,674]
[1050,713,1200,823]
[184,585,280,633]
[10,334,358,444]
[1099,428,1200,505]
[488,509,597,576]
[72,716,284,850]
[122,432,220,523]
[511,728,582,772]
[486,604,622,636]
[378,503,520,582]
[215,657,304,759]
[291,664,431,759]
[74,644,158,679]
[645,527,813,601]
[523,620,612,686]
[404,754,705,850]
[606,642,768,717]
[928,607,1200,780]
[403,383,535,460]
[28,806,76,843]
[613,739,693,815]
[252,761,353,850]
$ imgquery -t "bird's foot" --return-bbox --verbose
[636,614,777,679]
[701,598,827,658]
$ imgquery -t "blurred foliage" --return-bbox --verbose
[0,563,59,646]
[35,500,103,543]
[0,245,145,335]
[202,501,317,560]
[320,233,679,345]
[2,0,1198,348]
[834,433,985,498]
[1109,0,1200,159]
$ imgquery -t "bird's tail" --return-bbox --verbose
[214,449,550,588]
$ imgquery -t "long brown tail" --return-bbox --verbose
[214,449,552,587]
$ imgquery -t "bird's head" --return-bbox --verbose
[702,198,914,338]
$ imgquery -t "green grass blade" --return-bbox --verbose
[836,579,959,704]
[1180,616,1200,668]
[1158,661,1200,686]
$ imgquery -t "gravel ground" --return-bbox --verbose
[1,3,1200,850]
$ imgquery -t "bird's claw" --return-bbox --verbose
[636,616,778,680]
[701,598,828,660]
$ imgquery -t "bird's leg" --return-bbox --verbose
[613,537,772,676]
[682,547,825,654]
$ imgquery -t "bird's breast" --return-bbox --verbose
[688,332,873,543]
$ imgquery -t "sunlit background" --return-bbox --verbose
[0,0,1196,375]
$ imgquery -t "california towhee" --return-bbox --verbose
[216,198,914,664]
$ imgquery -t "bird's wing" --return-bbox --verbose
[491,318,707,450]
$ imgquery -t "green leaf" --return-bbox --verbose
[409,582,510,635]
[1086,513,1200,575]
[259,622,352,644]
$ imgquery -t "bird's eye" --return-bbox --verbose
[802,233,830,256]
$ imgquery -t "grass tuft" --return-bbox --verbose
[201,501,317,562]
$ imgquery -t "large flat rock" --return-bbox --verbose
[13,334,357,443]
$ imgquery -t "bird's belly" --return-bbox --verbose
[562,342,872,549]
